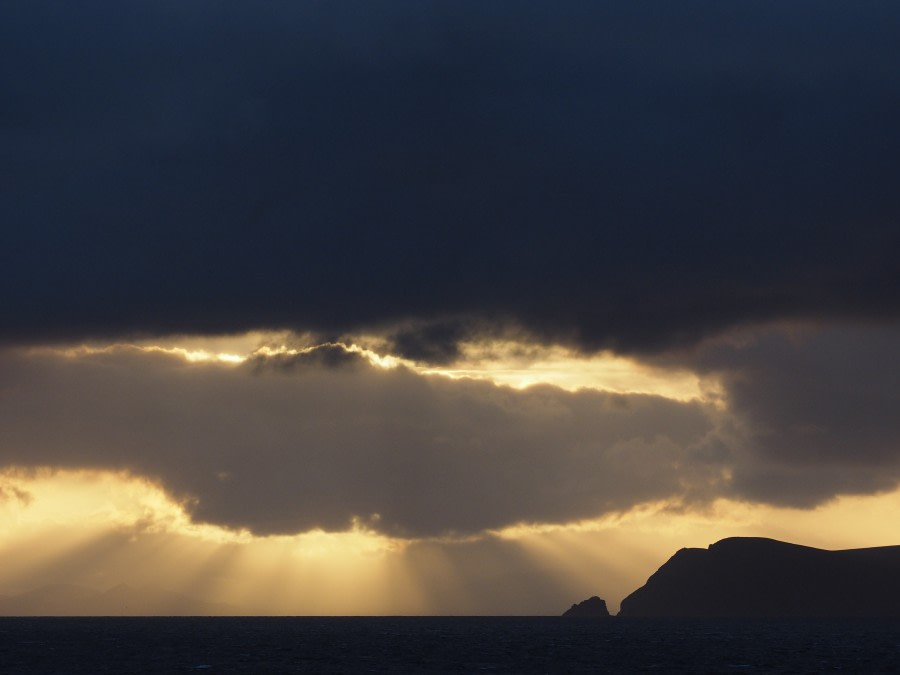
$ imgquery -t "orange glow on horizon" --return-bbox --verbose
[1,468,899,615]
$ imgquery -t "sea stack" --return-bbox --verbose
[562,596,610,617]
[618,537,900,617]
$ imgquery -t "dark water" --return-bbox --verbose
[1,616,899,673]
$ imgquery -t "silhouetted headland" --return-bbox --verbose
[618,537,900,617]
[562,596,610,617]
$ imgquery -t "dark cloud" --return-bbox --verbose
[687,323,900,506]
[385,320,471,365]
[248,343,367,371]
[0,346,717,537]
[3,2,900,356]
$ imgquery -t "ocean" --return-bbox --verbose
[1,616,899,673]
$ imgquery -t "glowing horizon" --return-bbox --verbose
[4,322,900,615]
[3,466,899,615]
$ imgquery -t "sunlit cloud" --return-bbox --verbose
[0,468,408,613]
[419,341,704,400]
[0,468,404,551]
[28,343,246,366]
[25,332,706,401]
[0,468,246,543]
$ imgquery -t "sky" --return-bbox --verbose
[2,1,900,615]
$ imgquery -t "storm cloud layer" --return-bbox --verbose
[3,321,900,538]
[4,2,900,355]
[3,2,900,542]
[0,346,718,536]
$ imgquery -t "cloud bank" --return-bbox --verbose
[687,324,900,506]
[4,322,900,538]
[3,2,900,356]
[0,346,717,536]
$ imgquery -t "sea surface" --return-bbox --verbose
[1,616,899,673]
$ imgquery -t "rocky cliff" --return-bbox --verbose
[618,537,900,617]
[562,596,610,617]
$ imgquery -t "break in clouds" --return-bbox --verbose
[2,322,900,538]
